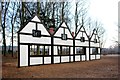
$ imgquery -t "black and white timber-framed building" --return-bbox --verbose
[18,15,101,67]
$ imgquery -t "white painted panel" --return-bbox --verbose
[20,35,51,44]
[70,47,73,54]
[65,29,72,38]
[91,34,99,41]
[90,48,92,54]
[54,23,72,39]
[44,57,51,64]
[54,38,73,45]
[20,16,50,36]
[91,55,95,60]
[81,55,85,61]
[98,48,100,53]
[76,32,82,39]
[20,22,35,33]
[91,35,95,41]
[49,46,51,55]
[96,55,100,59]
[30,57,43,65]
[31,16,41,22]
[86,48,89,61]
[61,56,69,62]
[80,27,84,31]
[90,42,99,47]
[83,33,88,40]
[76,32,88,40]
[61,22,67,28]
[54,57,60,63]
[54,28,63,36]
[75,40,89,46]
[54,46,58,55]
[20,45,28,66]
[70,56,73,62]
[75,55,80,61]
[75,47,76,54]
[38,24,50,35]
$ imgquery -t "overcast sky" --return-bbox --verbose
[88,0,119,48]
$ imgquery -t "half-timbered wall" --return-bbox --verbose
[53,22,73,63]
[90,30,101,60]
[18,16,51,67]
[18,15,101,67]
[75,26,89,61]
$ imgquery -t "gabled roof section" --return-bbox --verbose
[75,25,89,38]
[53,21,73,37]
[61,22,67,28]
[18,14,36,33]
[31,16,41,22]
[17,14,51,35]
[90,29,100,41]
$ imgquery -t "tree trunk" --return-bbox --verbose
[12,24,14,57]
[2,2,10,56]
[2,28,6,56]
[61,2,64,22]
[75,3,78,35]
[37,0,40,15]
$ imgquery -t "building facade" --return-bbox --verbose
[18,15,101,67]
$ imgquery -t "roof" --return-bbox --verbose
[74,25,89,39]
[53,21,74,38]
[17,14,52,35]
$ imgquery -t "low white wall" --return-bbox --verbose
[61,56,69,62]
[30,57,43,65]
[91,55,95,60]
[96,55,100,59]
[75,55,80,61]
[44,57,51,64]
[54,57,60,63]
[81,55,86,61]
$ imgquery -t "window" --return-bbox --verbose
[30,45,49,55]
[76,47,86,54]
[92,48,98,54]
[94,39,97,43]
[32,30,41,37]
[61,34,67,40]
[80,37,85,42]
[94,34,97,43]
[57,46,70,55]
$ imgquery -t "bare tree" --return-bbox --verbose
[1,2,10,56]
[90,20,105,48]
[7,2,20,57]
[74,0,89,35]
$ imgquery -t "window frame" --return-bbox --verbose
[32,29,41,37]
[30,45,50,56]
[57,46,70,55]
[61,34,67,40]
[76,47,86,55]
[91,48,98,54]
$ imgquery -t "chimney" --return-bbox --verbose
[72,32,74,37]
[49,27,54,35]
